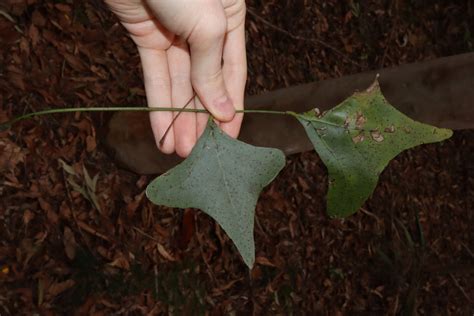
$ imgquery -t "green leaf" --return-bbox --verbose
[146,120,286,268]
[296,80,453,218]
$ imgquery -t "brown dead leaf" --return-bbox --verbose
[28,24,40,47]
[39,198,59,224]
[212,278,243,296]
[157,243,176,262]
[8,71,26,91]
[38,197,52,212]
[23,210,34,226]
[31,10,47,27]
[64,53,86,72]
[55,3,72,13]
[77,221,110,242]
[86,135,96,152]
[19,37,29,55]
[63,227,77,260]
[108,253,130,270]
[126,192,145,218]
[154,223,169,238]
[47,279,75,299]
[0,138,25,171]
[19,238,40,268]
[255,256,276,267]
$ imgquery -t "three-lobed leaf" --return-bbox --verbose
[146,120,286,268]
[296,80,453,217]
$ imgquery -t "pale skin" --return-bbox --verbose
[105,0,247,157]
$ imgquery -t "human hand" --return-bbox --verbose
[105,0,247,157]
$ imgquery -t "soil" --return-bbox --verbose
[0,0,473,314]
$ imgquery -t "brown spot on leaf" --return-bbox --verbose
[352,133,365,144]
[384,125,396,133]
[316,127,327,136]
[344,116,351,128]
[370,130,384,142]
[355,112,367,129]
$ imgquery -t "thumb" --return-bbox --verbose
[187,11,235,122]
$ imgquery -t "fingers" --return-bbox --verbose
[220,19,247,138]
[138,46,175,154]
[166,42,197,158]
[187,5,236,122]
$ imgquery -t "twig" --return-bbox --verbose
[132,226,159,242]
[0,9,23,34]
[461,242,474,259]
[449,274,472,303]
[431,245,473,304]
[0,9,15,23]
[246,7,361,67]
[61,167,94,251]
[153,264,159,299]
[360,207,382,227]
[159,92,196,147]
[77,221,110,242]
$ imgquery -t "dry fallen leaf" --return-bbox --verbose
[47,279,75,299]
[63,226,77,260]
[86,134,96,152]
[157,243,176,262]
[0,138,26,171]
[23,210,34,226]
[108,253,130,270]
[255,256,277,267]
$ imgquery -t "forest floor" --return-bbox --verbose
[0,0,473,314]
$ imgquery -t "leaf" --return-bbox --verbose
[67,177,101,212]
[296,80,452,218]
[156,243,176,262]
[47,279,75,299]
[83,165,101,212]
[83,165,98,192]
[146,120,286,268]
[63,226,77,260]
[66,178,87,197]
[58,158,76,176]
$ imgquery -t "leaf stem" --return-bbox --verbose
[0,106,337,131]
